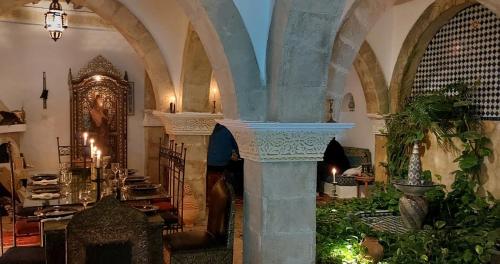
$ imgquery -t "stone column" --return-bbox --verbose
[367,114,388,183]
[143,110,163,183]
[153,111,223,224]
[219,120,354,264]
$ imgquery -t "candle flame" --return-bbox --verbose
[169,96,176,104]
[332,168,337,175]
[89,138,95,144]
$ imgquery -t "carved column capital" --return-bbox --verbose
[367,113,388,135]
[152,110,223,136]
[217,119,355,162]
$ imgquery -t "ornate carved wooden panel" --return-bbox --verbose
[69,55,128,166]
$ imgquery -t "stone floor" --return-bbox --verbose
[176,198,243,264]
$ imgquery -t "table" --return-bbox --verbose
[18,172,169,208]
[355,174,375,198]
[16,170,169,263]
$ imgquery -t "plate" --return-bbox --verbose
[31,174,58,181]
[128,169,138,175]
[30,186,60,194]
[133,204,159,214]
[124,176,147,184]
[35,206,78,218]
[129,183,161,194]
[30,193,61,200]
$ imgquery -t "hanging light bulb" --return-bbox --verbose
[44,0,68,41]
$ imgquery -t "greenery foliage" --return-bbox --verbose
[317,83,499,263]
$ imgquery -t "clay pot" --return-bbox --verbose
[182,184,199,226]
[361,236,384,263]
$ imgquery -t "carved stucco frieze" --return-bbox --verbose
[367,113,388,135]
[218,120,355,162]
[152,111,223,136]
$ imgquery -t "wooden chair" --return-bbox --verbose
[0,142,45,264]
[56,137,72,165]
[164,179,235,264]
[156,138,186,234]
[66,196,163,264]
[57,137,89,169]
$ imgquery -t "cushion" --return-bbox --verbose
[152,201,173,212]
[0,246,45,264]
[159,211,179,225]
[342,166,362,177]
[164,231,223,251]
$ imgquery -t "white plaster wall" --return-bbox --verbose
[232,0,274,82]
[365,0,434,84]
[118,0,189,100]
[0,21,145,174]
[337,68,375,163]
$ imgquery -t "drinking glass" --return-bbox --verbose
[119,168,128,187]
[78,189,92,209]
[59,162,70,174]
[60,172,72,186]
[111,163,120,179]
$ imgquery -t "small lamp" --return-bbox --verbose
[44,0,68,41]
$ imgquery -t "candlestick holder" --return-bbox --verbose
[169,102,176,113]
[212,100,216,114]
[96,167,102,201]
[332,182,338,198]
[327,98,336,123]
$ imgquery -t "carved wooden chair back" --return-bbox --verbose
[158,137,186,233]
[66,196,162,264]
[57,137,72,165]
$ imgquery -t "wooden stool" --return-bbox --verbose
[355,174,375,198]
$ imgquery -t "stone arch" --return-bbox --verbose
[0,0,175,111]
[389,0,483,112]
[179,24,212,113]
[176,0,264,121]
[353,41,389,114]
[327,0,396,117]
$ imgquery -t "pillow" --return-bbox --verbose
[342,166,362,177]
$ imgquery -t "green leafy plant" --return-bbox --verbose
[317,82,499,263]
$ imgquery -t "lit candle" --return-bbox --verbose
[211,87,217,102]
[89,138,95,156]
[83,132,88,146]
[332,168,337,184]
[96,149,101,168]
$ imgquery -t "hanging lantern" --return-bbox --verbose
[44,0,68,41]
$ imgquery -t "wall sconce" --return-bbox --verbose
[327,98,335,123]
[168,96,176,113]
[40,72,49,109]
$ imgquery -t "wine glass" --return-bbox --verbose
[111,163,120,179]
[60,172,72,186]
[119,168,128,187]
[78,189,92,209]
[59,162,70,174]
